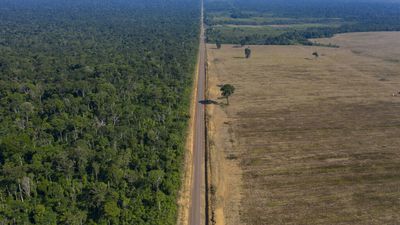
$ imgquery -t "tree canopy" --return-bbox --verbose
[0,0,200,224]
[220,84,235,105]
[245,48,252,59]
[216,40,222,49]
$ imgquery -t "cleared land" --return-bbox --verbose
[206,32,400,225]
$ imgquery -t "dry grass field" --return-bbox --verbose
[206,32,400,225]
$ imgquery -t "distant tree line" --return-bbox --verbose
[205,0,400,46]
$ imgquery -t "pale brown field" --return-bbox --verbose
[312,32,400,62]
[206,32,400,225]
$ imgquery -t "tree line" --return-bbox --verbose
[205,0,400,46]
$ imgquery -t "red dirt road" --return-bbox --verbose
[189,1,206,225]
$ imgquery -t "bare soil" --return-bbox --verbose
[177,49,200,225]
[206,32,400,225]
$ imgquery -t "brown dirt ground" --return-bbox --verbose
[177,49,199,225]
[206,32,400,225]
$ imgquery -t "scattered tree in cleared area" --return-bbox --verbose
[220,84,235,105]
[216,40,222,49]
[313,51,319,59]
[245,47,252,58]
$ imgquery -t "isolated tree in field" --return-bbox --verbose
[312,51,319,59]
[216,40,222,49]
[220,84,235,105]
[245,47,251,58]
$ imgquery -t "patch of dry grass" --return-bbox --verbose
[207,32,400,225]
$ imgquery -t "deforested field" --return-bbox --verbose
[206,32,400,225]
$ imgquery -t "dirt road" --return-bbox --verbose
[188,1,206,225]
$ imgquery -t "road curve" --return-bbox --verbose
[189,1,206,225]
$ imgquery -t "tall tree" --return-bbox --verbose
[216,40,222,49]
[220,84,235,105]
[245,47,252,58]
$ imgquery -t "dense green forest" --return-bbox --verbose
[205,0,400,45]
[0,0,199,224]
